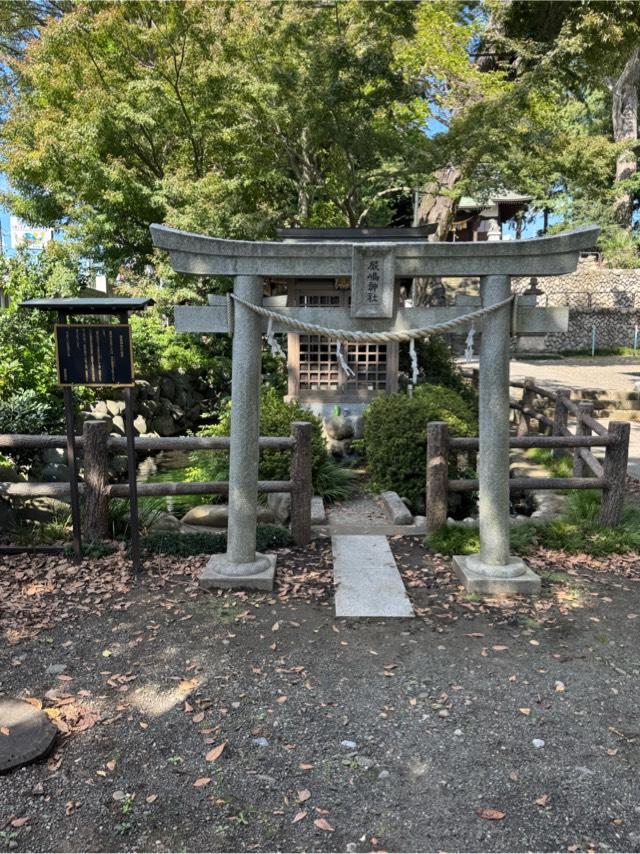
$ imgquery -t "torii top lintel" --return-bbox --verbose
[150,223,599,280]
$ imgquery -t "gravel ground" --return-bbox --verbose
[1,539,640,853]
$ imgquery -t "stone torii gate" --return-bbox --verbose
[151,224,598,594]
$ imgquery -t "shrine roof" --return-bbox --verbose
[276,226,437,241]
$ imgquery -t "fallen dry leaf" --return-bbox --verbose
[476,808,506,821]
[0,726,9,736]
[192,712,205,724]
[10,817,30,828]
[292,810,307,823]
[297,789,311,803]
[519,708,531,716]
[146,794,158,804]
[206,743,226,762]
[193,777,211,788]
[535,794,549,806]
[314,818,334,832]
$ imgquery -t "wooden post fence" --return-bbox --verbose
[552,387,571,458]
[289,421,313,546]
[517,376,535,437]
[573,401,594,478]
[83,420,110,540]
[0,421,314,553]
[600,421,630,526]
[426,421,449,533]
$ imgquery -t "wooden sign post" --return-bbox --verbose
[21,298,152,567]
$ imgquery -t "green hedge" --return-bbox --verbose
[141,524,290,557]
[364,384,477,503]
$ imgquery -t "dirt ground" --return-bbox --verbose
[1,538,640,853]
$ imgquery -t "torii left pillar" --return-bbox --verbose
[200,275,276,591]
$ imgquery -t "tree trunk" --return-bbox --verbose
[412,165,461,305]
[609,48,640,228]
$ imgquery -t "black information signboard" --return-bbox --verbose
[55,324,134,387]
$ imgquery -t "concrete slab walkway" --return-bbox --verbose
[332,534,414,618]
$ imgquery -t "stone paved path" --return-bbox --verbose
[332,534,414,618]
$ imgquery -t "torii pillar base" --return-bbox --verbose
[452,554,541,596]
[200,553,276,592]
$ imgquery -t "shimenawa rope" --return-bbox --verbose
[227,292,515,344]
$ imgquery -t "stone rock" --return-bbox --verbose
[324,415,354,441]
[355,755,374,770]
[149,511,181,533]
[310,495,326,525]
[105,399,125,417]
[380,490,414,525]
[181,504,275,528]
[111,415,126,435]
[268,492,291,525]
[0,697,57,772]
[138,456,158,480]
[92,400,109,416]
[152,412,177,437]
[532,738,545,749]
[377,770,390,780]
[159,376,176,401]
[252,737,269,748]
[340,740,357,750]
[133,415,148,435]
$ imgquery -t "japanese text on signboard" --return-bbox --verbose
[55,324,134,386]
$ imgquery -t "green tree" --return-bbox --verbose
[0,1,434,270]
[474,1,640,229]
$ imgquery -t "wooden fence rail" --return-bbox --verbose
[0,421,313,547]
[426,373,631,532]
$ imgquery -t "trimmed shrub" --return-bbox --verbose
[199,387,327,484]
[141,524,290,556]
[364,384,477,502]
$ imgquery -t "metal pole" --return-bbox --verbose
[58,311,82,562]
[478,275,511,566]
[120,311,140,571]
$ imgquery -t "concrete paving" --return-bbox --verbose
[509,355,640,394]
[332,534,414,618]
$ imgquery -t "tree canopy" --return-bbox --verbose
[2,0,640,269]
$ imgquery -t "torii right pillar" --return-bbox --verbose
[452,274,542,595]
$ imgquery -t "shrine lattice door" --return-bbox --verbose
[286,281,398,403]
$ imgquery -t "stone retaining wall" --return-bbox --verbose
[544,308,640,352]
[512,260,640,308]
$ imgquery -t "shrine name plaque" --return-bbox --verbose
[351,244,395,318]
[55,324,134,386]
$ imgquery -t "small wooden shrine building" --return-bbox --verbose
[269,226,435,414]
